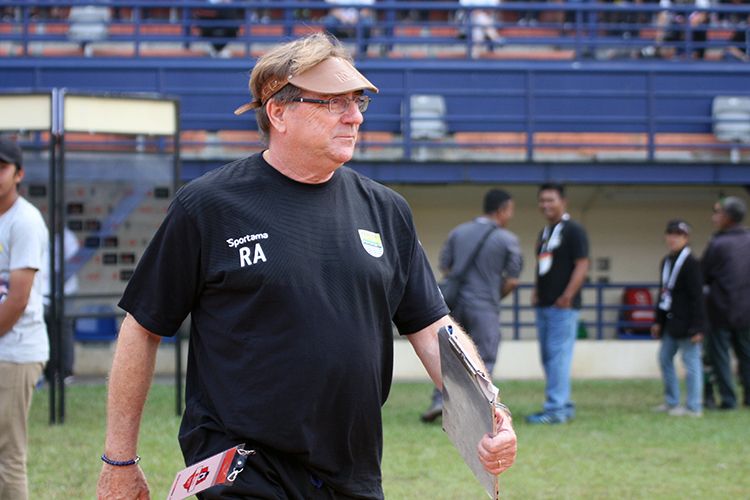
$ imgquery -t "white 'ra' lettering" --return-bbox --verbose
[239,246,253,267]
[253,243,267,264]
[239,243,267,268]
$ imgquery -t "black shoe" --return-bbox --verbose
[704,398,717,410]
[420,402,443,423]
[718,401,737,410]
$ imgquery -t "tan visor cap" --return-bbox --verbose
[234,57,379,115]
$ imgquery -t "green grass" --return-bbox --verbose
[29,380,750,499]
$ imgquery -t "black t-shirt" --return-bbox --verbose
[119,153,448,498]
[534,219,589,309]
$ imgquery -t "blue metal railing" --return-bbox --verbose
[501,282,659,341]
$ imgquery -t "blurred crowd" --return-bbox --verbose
[1,0,748,61]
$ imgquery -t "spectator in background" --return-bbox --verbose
[421,188,523,422]
[323,0,375,56]
[42,226,80,385]
[457,0,505,58]
[0,137,50,500]
[651,219,705,417]
[527,183,589,425]
[642,0,711,59]
[194,0,242,58]
[67,1,111,57]
[724,18,749,62]
[701,196,750,410]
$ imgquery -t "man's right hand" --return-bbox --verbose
[97,464,150,500]
[650,323,662,339]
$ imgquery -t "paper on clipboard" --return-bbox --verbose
[438,325,500,499]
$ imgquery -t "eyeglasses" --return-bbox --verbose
[290,95,371,114]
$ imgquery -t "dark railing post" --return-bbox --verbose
[525,70,534,162]
[21,2,29,56]
[574,3,583,60]
[647,71,655,162]
[512,286,520,340]
[596,283,604,340]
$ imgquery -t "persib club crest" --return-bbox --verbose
[358,229,384,258]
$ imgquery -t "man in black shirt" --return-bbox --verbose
[702,196,750,410]
[527,183,589,425]
[96,33,517,499]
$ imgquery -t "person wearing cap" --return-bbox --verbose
[97,33,516,499]
[650,219,706,417]
[421,188,522,423]
[0,137,50,500]
[701,196,750,410]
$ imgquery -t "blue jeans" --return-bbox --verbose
[659,333,703,412]
[536,307,579,419]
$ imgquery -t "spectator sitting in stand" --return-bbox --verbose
[457,0,505,58]
[724,17,749,61]
[67,1,111,57]
[323,0,375,57]
[194,0,242,58]
[641,0,711,59]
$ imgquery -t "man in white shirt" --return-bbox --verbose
[0,137,50,500]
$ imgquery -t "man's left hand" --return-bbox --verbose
[478,406,517,476]
[555,294,573,309]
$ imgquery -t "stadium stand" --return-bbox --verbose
[2,0,749,181]
[4,1,750,347]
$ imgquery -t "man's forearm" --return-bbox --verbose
[408,315,486,390]
[103,314,161,460]
[561,258,589,301]
[500,278,519,299]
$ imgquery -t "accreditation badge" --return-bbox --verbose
[538,251,553,276]
[167,444,254,500]
[658,289,672,312]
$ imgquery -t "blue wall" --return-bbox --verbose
[4,58,750,184]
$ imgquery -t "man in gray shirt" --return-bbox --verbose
[421,189,523,422]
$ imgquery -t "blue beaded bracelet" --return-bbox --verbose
[101,454,141,466]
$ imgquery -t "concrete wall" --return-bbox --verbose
[75,338,663,380]
[391,184,747,284]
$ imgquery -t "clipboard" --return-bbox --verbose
[439,325,501,499]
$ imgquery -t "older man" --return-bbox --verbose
[96,33,516,499]
[702,196,750,410]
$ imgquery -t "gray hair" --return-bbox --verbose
[720,196,747,223]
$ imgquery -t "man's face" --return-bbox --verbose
[498,199,515,224]
[538,189,565,222]
[711,202,731,230]
[0,161,21,200]
[664,232,688,253]
[284,91,364,167]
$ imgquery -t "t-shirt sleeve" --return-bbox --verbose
[9,215,46,272]
[118,198,201,337]
[393,238,449,335]
[390,201,449,334]
[568,223,590,261]
[437,231,454,273]
[503,234,523,279]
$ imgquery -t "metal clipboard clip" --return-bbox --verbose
[445,325,499,404]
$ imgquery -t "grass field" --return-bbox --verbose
[29,379,750,499]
